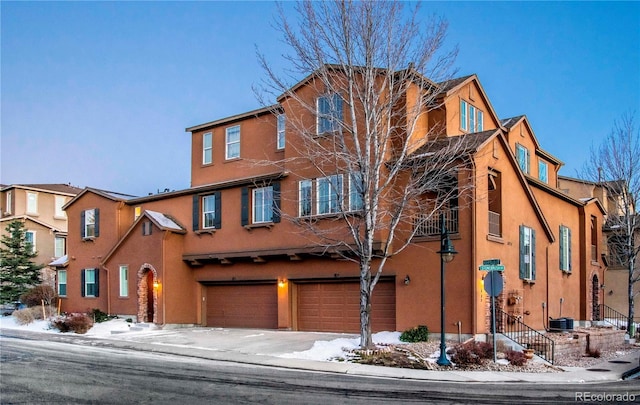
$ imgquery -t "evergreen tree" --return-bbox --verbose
[0,220,44,303]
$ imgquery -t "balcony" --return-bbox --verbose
[414,209,458,237]
[488,210,501,237]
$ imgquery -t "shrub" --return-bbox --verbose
[51,313,93,334]
[13,308,35,325]
[20,285,58,307]
[449,341,494,366]
[587,347,601,358]
[399,325,429,342]
[505,349,527,366]
[89,308,115,323]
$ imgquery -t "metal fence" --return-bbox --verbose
[597,304,640,339]
[495,309,555,364]
[414,209,459,237]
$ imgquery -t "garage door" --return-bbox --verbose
[206,284,278,329]
[297,281,396,333]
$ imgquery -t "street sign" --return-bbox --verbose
[479,264,505,272]
[483,259,501,265]
[483,271,503,297]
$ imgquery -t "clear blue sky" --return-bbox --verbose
[2,1,639,196]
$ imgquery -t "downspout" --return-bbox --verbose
[545,246,550,331]
[102,265,111,316]
[471,156,477,336]
[161,230,169,326]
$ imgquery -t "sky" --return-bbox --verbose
[2,1,639,197]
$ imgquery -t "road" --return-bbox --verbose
[1,335,638,404]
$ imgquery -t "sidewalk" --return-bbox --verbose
[77,326,640,383]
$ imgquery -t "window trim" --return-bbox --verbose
[225,125,240,160]
[5,190,12,215]
[299,180,312,217]
[316,174,344,215]
[82,268,99,298]
[539,160,549,183]
[202,194,217,229]
[54,196,66,218]
[119,265,128,297]
[460,99,468,131]
[58,270,67,297]
[193,192,221,231]
[203,132,213,165]
[519,225,536,281]
[82,208,98,239]
[516,143,530,174]
[54,236,65,258]
[277,114,286,150]
[559,225,572,273]
[316,94,343,135]
[25,230,36,254]
[252,186,274,224]
[26,191,38,214]
[348,172,364,212]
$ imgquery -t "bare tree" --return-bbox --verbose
[584,113,640,332]
[256,0,479,348]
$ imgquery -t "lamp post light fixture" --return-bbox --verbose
[436,212,457,366]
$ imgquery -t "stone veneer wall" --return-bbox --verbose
[550,327,626,359]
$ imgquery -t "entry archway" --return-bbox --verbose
[137,264,158,323]
[591,274,600,321]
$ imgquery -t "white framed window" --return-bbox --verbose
[83,209,96,238]
[519,225,536,280]
[203,132,213,164]
[469,105,476,133]
[317,94,343,134]
[477,110,483,132]
[202,195,217,229]
[57,270,67,297]
[54,236,65,257]
[225,126,240,159]
[299,180,312,217]
[26,192,38,214]
[539,160,548,183]
[349,172,364,211]
[54,196,66,218]
[119,265,128,297]
[25,230,36,253]
[516,144,530,174]
[317,175,343,215]
[277,114,286,150]
[5,191,12,215]
[460,99,468,131]
[83,268,98,297]
[252,186,274,224]
[559,225,572,273]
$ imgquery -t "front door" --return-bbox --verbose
[592,275,600,321]
[146,271,155,323]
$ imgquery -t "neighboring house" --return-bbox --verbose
[559,176,640,322]
[57,68,607,340]
[0,184,82,287]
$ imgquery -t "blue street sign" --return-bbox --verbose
[479,264,505,272]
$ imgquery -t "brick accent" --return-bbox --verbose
[137,263,158,323]
[550,327,626,358]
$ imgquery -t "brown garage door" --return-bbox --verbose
[206,284,278,329]
[297,281,396,333]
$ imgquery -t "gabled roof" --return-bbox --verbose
[411,129,498,158]
[1,183,83,196]
[49,255,69,268]
[0,215,65,233]
[185,104,277,133]
[100,210,186,265]
[63,187,137,210]
[500,115,563,166]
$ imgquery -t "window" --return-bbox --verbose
[202,195,218,229]
[81,268,99,297]
[25,231,36,253]
[119,265,128,297]
[142,221,153,236]
[539,161,548,183]
[519,225,536,281]
[591,216,598,262]
[225,126,240,159]
[460,100,468,131]
[5,191,12,214]
[317,175,343,215]
[477,110,484,132]
[559,225,572,272]
[469,105,476,133]
[81,208,99,239]
[253,186,274,223]
[57,270,67,297]
[241,183,280,226]
[54,236,65,257]
[516,144,530,174]
[277,114,286,150]
[487,169,502,237]
[299,180,312,217]
[349,172,364,211]
[26,192,38,214]
[134,206,142,220]
[317,94,343,134]
[203,132,213,164]
[55,196,66,218]
[192,192,221,231]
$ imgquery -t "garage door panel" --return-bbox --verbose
[207,284,277,329]
[298,281,395,333]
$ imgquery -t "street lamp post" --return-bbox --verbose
[436,212,457,366]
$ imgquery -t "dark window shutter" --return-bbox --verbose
[531,229,536,280]
[272,182,281,223]
[214,191,222,229]
[81,269,86,297]
[192,195,200,231]
[241,187,249,226]
[80,210,86,238]
[519,225,525,280]
[94,209,100,237]
[568,228,572,272]
[94,269,100,297]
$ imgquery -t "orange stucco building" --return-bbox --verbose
[56,68,606,339]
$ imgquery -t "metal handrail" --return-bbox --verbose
[597,304,640,338]
[495,309,555,364]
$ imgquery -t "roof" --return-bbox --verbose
[411,130,498,158]
[49,255,69,267]
[63,187,138,210]
[0,215,65,233]
[1,183,83,196]
[499,115,563,166]
[185,105,277,133]
[437,75,475,95]
[145,210,185,233]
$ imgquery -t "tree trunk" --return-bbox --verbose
[629,257,636,335]
[360,270,373,349]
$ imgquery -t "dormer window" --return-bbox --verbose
[516,144,530,174]
[539,160,548,183]
[460,99,483,133]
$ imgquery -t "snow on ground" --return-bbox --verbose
[279,331,402,361]
[0,316,148,338]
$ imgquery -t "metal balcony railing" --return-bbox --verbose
[495,309,555,364]
[414,209,458,237]
[597,304,640,339]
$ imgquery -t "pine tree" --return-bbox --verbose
[0,220,44,303]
